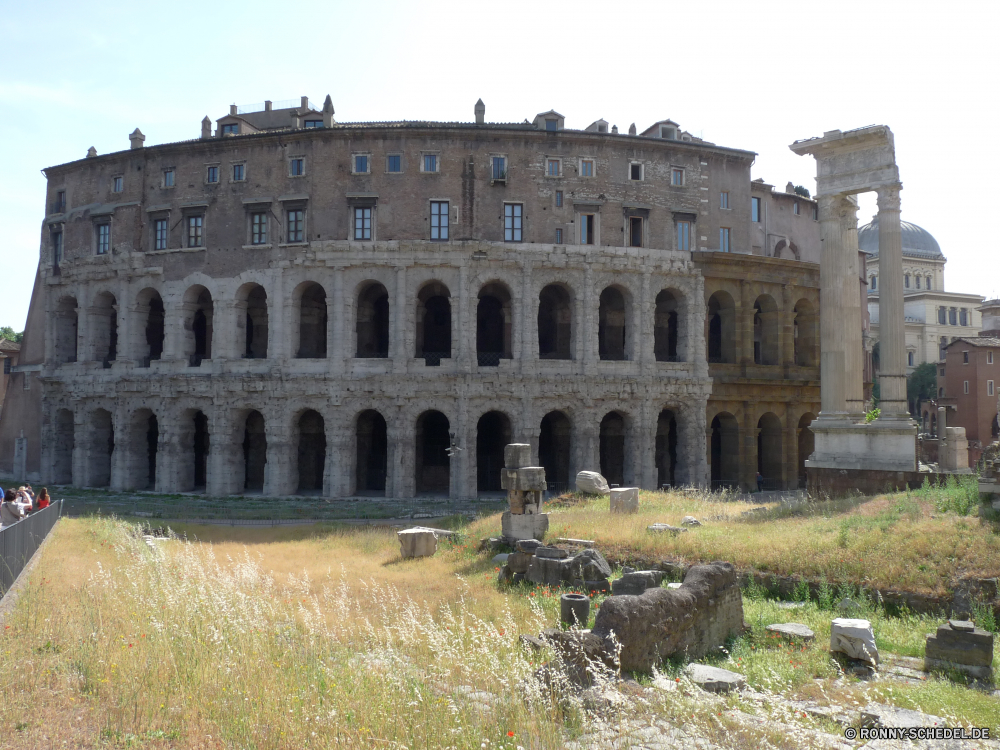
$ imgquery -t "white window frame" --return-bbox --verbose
[907,351,915,367]
[578,212,599,245]
[627,215,644,248]
[420,152,440,174]
[353,206,373,241]
[793,202,800,215]
[670,167,685,186]
[430,200,449,241]
[385,153,403,174]
[579,158,595,178]
[352,153,371,175]
[250,212,268,245]
[231,162,246,183]
[545,158,561,178]
[490,154,507,181]
[964,380,969,394]
[628,161,644,181]
[719,227,731,253]
[95,222,111,255]
[286,208,306,244]
[988,351,994,365]
[186,214,204,248]
[205,164,220,184]
[988,380,995,397]
[504,203,523,242]
[289,156,305,177]
[153,216,169,251]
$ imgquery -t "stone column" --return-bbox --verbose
[780,284,795,369]
[208,408,242,497]
[456,264,468,370]
[841,195,865,418]
[582,266,595,371]
[387,414,407,498]
[393,266,407,373]
[519,259,533,373]
[739,280,753,369]
[328,423,352,497]
[815,194,850,421]
[110,401,129,490]
[742,404,756,492]
[263,420,296,497]
[874,183,909,420]
[72,410,88,488]
[332,266,345,374]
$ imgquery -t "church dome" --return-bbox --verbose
[857,216,943,259]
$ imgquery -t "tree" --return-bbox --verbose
[793,185,811,199]
[907,362,937,415]
[0,326,23,343]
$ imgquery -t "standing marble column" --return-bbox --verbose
[815,194,850,421]
[840,195,865,418]
[875,183,909,420]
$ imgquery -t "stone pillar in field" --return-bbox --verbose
[500,443,549,541]
[816,193,850,421]
[874,183,908,420]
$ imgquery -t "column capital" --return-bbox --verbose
[876,182,902,212]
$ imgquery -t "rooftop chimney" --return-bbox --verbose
[628,123,637,135]
[201,116,212,139]
[323,94,335,127]
[265,100,272,112]
[86,146,97,158]
[611,125,619,134]
[129,128,145,149]
[475,98,485,125]
[786,181,795,193]
[301,95,309,109]
[230,104,237,116]
[290,111,301,129]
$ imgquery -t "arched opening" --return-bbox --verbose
[707,291,735,363]
[297,282,328,358]
[992,413,999,440]
[773,239,786,259]
[788,242,800,261]
[88,409,114,488]
[476,282,512,367]
[598,287,627,361]
[797,413,815,489]
[241,411,266,492]
[655,409,677,489]
[193,410,209,491]
[415,410,450,493]
[793,299,818,367]
[92,292,118,366]
[538,284,572,360]
[599,411,626,486]
[757,412,783,489]
[55,296,79,364]
[236,283,268,359]
[654,290,680,362]
[129,409,158,491]
[53,409,74,484]
[870,275,877,291]
[355,410,387,495]
[184,286,213,367]
[297,410,326,494]
[356,282,390,358]
[753,295,780,365]
[710,412,739,489]
[539,411,571,493]
[416,282,451,366]
[136,288,164,366]
[476,411,512,491]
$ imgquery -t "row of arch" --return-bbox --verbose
[50,405,682,496]
[52,280,687,367]
[709,411,815,489]
[706,290,818,366]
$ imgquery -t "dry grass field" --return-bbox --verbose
[1,484,998,749]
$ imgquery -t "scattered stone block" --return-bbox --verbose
[497,566,513,584]
[837,597,861,616]
[924,620,994,679]
[554,537,595,548]
[647,523,687,534]
[519,634,546,651]
[499,469,518,491]
[526,556,573,586]
[515,539,542,553]
[585,579,610,594]
[611,570,665,596]
[501,510,549,541]
[683,663,746,693]
[680,515,702,526]
[859,703,944,729]
[506,551,534,574]
[503,443,532,469]
[491,553,509,565]
[398,528,438,558]
[511,572,525,584]
[830,618,879,665]
[766,622,815,642]
[515,467,547,492]
[666,582,682,589]
[576,471,610,495]
[609,487,639,513]
[569,549,612,580]
[534,546,569,559]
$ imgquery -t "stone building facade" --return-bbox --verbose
[0,97,821,495]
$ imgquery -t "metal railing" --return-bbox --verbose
[422,352,449,367]
[1,500,63,598]
[477,351,502,367]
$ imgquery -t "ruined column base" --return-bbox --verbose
[501,510,549,542]
[805,419,917,472]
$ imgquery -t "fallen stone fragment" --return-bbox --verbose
[680,515,702,526]
[610,487,639,513]
[683,663,746,693]
[924,619,994,679]
[497,565,513,585]
[534,546,569,559]
[569,549,613,580]
[554,537,595,548]
[501,510,549,541]
[766,622,815,642]
[506,550,534,574]
[397,528,438,558]
[576,470,610,495]
[491,553,509,565]
[647,523,688,534]
[859,703,944,729]
[515,539,542,553]
[830,618,878,665]
[584,579,610,594]
[519,634,546,651]
[666,582,682,589]
[611,570,665,596]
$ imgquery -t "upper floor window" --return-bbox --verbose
[915,276,921,289]
[3,358,10,375]
[289,158,304,177]
[52,230,63,266]
[545,119,558,131]
[904,274,910,288]
[720,191,730,209]
[96,223,110,255]
[719,227,731,253]
[793,202,800,215]
[677,221,691,252]
[963,350,970,364]
[303,120,322,129]
[938,307,946,324]
[206,165,219,184]
[112,176,123,193]
[555,190,563,208]
[555,228,563,244]
[629,163,643,181]
[154,218,168,250]
[232,163,245,182]
[492,156,507,180]
[251,213,268,245]
[812,205,819,220]
[353,207,371,241]
[988,351,994,365]
[222,124,239,136]
[54,190,66,213]
[964,380,969,394]
[387,154,402,173]
[580,213,595,245]
[430,201,449,241]
[926,276,932,290]
[580,159,594,178]
[989,380,995,397]
[163,169,175,188]
[628,216,643,247]
[949,308,958,325]
[908,351,915,367]
[287,209,304,243]
[671,167,684,186]
[422,154,438,173]
[353,154,369,174]
[871,276,877,291]
[187,215,203,248]
[504,203,523,242]
[751,196,761,222]
[960,308,968,326]
[546,158,561,177]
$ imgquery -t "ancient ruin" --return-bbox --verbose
[499,443,549,542]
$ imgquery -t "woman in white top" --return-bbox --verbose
[1,489,25,529]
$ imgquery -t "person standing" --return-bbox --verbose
[1,489,25,528]
[35,488,51,510]
[756,471,764,493]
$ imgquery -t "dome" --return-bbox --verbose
[857,216,943,259]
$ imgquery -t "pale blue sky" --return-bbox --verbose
[2,0,997,331]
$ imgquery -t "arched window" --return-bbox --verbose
[706,291,736,364]
[416,282,451,366]
[904,274,910,289]
[91,292,118,366]
[415,410,450,493]
[599,411,626,486]
[183,285,213,366]
[296,282,328,358]
[539,411,571,492]
[55,296,79,364]
[476,282,512,366]
[356,282,390,358]
[298,410,327,494]
[476,411,512,491]
[870,275,877,291]
[538,284,572,359]
[753,294,779,365]
[135,288,164,366]
[236,283,268,359]
[654,290,680,362]
[598,287,627,361]
[242,410,266,492]
[355,410,387,494]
